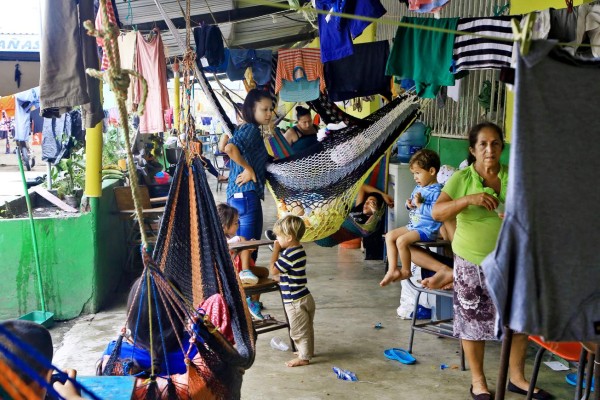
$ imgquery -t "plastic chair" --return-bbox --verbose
[526,336,585,400]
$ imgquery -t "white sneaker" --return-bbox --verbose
[239,270,259,285]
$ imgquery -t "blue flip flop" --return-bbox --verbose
[384,348,416,365]
[566,373,595,391]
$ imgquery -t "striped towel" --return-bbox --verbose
[453,17,517,72]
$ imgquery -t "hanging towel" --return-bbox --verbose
[315,0,387,63]
[226,49,273,85]
[453,16,516,72]
[14,88,39,141]
[40,0,103,128]
[324,40,392,102]
[117,31,137,112]
[386,17,458,98]
[482,40,600,342]
[275,48,326,94]
[134,30,170,134]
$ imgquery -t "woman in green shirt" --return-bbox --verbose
[432,123,550,400]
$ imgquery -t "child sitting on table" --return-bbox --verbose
[269,215,315,367]
[217,203,269,320]
[380,149,443,287]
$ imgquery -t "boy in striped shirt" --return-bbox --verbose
[269,215,315,367]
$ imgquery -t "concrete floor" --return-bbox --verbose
[49,177,576,400]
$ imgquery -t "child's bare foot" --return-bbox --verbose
[421,266,453,290]
[286,358,309,367]
[380,268,411,287]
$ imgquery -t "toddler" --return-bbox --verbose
[269,215,315,367]
[380,149,443,287]
[217,203,269,319]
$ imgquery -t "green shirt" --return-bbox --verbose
[443,164,508,265]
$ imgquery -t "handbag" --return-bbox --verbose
[279,67,320,102]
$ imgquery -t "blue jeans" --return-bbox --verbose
[228,191,263,260]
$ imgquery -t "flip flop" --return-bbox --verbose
[383,348,416,365]
[566,372,595,391]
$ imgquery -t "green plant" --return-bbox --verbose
[48,145,86,198]
[102,126,126,167]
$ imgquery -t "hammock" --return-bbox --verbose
[102,155,255,400]
[314,154,389,247]
[266,94,420,242]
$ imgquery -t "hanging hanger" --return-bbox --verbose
[511,12,536,56]
[565,0,574,14]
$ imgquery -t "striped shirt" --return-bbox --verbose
[275,48,326,94]
[274,245,310,304]
[453,17,516,72]
[226,123,269,200]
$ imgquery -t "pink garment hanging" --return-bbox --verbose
[275,48,326,94]
[95,0,118,71]
[134,30,170,134]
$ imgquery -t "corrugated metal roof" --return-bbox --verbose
[115,0,316,57]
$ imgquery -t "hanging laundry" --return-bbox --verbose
[275,48,326,94]
[95,0,118,71]
[324,40,391,102]
[386,17,458,98]
[572,2,600,58]
[0,96,15,117]
[548,7,578,44]
[409,0,451,14]
[39,0,103,128]
[193,24,225,67]
[453,16,515,72]
[482,40,600,342]
[226,49,273,85]
[117,31,137,112]
[14,87,39,141]
[134,30,170,134]
[315,0,387,63]
[200,48,229,74]
[42,112,76,164]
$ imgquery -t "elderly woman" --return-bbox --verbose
[283,106,319,151]
[432,122,550,400]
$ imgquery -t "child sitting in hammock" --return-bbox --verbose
[217,203,269,319]
[380,149,443,287]
[98,276,235,400]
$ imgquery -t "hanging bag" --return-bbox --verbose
[280,67,320,102]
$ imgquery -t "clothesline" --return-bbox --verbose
[243,0,600,49]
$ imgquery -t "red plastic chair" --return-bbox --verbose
[527,336,584,400]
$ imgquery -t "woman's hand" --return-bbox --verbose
[467,192,499,211]
[235,167,257,186]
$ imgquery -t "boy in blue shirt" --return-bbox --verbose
[380,149,443,287]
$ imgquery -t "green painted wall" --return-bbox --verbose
[0,180,126,321]
[426,136,511,168]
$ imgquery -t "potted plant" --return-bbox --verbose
[49,147,86,208]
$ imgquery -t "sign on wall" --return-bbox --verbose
[0,0,41,53]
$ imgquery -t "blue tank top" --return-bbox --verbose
[292,125,319,152]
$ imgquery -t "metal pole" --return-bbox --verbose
[46,161,52,189]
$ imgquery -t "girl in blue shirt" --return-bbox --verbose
[223,90,271,262]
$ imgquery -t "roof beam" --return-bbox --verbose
[129,2,294,31]
[229,31,317,50]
